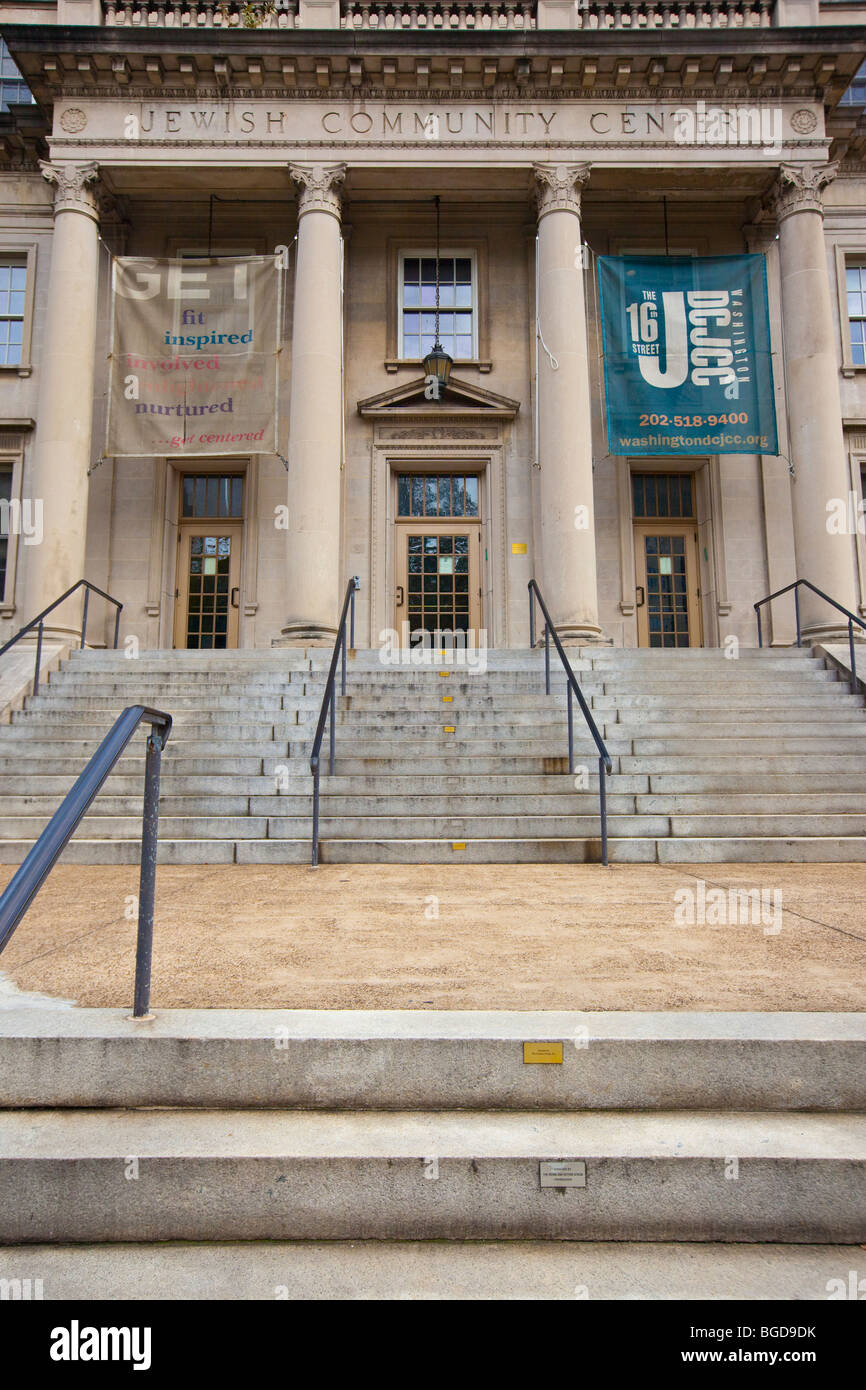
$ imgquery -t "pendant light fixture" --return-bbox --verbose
[422,195,454,391]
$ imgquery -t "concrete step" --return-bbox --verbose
[3,1010,863,1111]
[0,816,271,840]
[637,792,866,813]
[243,837,648,864]
[266,814,663,840]
[0,1239,857,1300]
[656,837,866,862]
[1,1107,862,1242]
[622,755,866,774]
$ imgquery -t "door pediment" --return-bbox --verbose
[358,374,520,419]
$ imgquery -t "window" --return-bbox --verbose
[841,59,866,108]
[0,258,26,367]
[0,41,33,112]
[181,474,244,519]
[632,473,694,519]
[0,467,11,598]
[397,473,479,519]
[399,254,476,361]
[847,265,866,366]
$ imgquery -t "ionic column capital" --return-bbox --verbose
[289,162,346,220]
[534,162,591,221]
[38,159,100,220]
[769,161,838,223]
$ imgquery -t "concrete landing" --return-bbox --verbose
[0,862,863,1011]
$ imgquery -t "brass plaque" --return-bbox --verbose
[444,725,455,732]
[439,671,450,678]
[442,695,453,703]
[451,842,466,851]
[512,542,527,554]
[523,1042,563,1065]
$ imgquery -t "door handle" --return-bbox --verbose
[396,585,404,607]
[635,585,645,609]
[230,586,240,609]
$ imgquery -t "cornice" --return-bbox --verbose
[5,22,866,56]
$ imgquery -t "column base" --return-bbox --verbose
[800,623,866,646]
[535,623,611,647]
[275,621,339,648]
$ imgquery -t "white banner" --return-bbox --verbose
[106,254,281,457]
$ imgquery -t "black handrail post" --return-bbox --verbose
[794,586,801,648]
[544,624,550,694]
[311,762,320,867]
[80,588,90,651]
[350,585,356,651]
[755,605,763,649]
[132,725,165,1020]
[598,753,608,867]
[567,682,574,775]
[529,588,536,649]
[849,617,857,696]
[328,671,336,775]
[33,620,44,697]
[308,578,363,866]
[113,605,121,651]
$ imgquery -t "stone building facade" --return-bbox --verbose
[0,0,864,651]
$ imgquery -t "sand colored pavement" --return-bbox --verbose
[0,862,863,1011]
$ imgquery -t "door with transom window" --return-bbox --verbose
[173,473,244,650]
[395,472,482,642]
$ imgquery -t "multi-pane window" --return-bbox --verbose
[0,259,26,366]
[841,59,866,107]
[847,265,866,366]
[0,468,11,598]
[632,473,694,519]
[399,255,475,360]
[181,474,243,519]
[397,474,478,518]
[0,41,33,111]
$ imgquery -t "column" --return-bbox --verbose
[534,163,602,641]
[770,161,857,639]
[282,161,346,644]
[25,160,100,637]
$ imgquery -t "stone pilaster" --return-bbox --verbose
[24,160,101,637]
[533,162,602,641]
[768,161,857,639]
[282,162,346,643]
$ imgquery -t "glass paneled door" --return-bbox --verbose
[396,523,482,643]
[634,522,703,648]
[174,526,242,649]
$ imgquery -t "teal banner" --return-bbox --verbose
[597,255,778,456]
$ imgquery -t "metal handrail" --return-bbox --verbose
[528,579,612,866]
[754,579,866,694]
[309,577,360,867]
[0,704,172,1018]
[0,580,123,696]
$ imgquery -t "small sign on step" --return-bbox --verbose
[539,1160,586,1189]
[524,1042,563,1065]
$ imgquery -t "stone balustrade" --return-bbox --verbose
[340,1,535,27]
[99,0,781,26]
[572,0,771,27]
[103,1,299,27]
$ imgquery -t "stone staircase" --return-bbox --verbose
[0,644,865,864]
[0,1009,864,1276]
